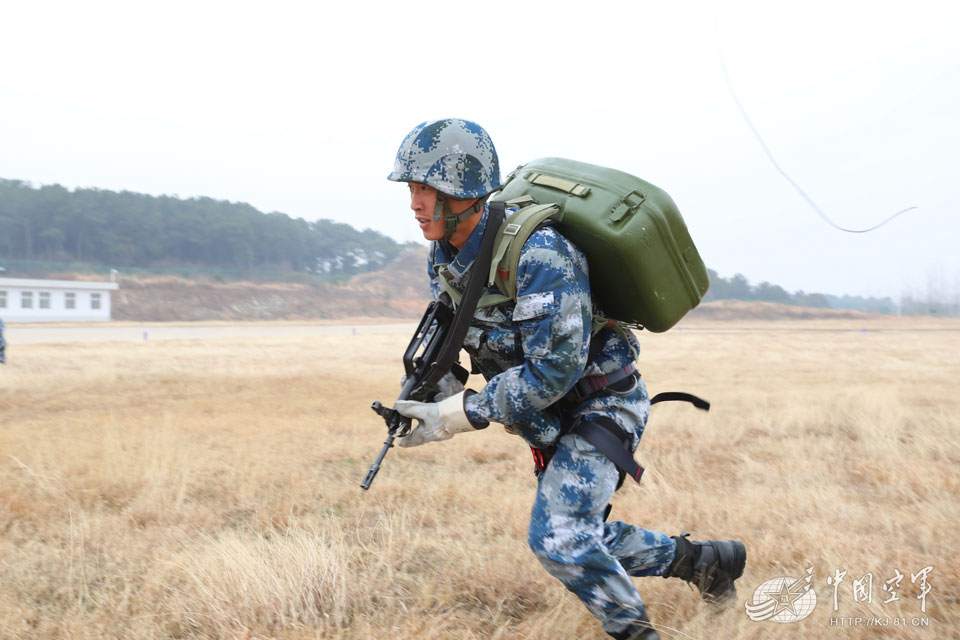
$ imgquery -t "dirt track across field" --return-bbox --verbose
[8,315,960,346]
[5,322,418,345]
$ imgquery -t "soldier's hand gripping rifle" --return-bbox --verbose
[361,201,506,491]
[361,299,470,490]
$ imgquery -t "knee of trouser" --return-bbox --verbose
[528,516,594,567]
[528,531,605,587]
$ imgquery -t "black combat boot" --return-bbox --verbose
[663,531,746,603]
[608,610,661,640]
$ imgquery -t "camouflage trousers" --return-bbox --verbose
[527,382,675,636]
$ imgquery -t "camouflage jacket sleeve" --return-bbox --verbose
[464,227,592,426]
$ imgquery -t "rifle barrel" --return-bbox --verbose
[360,434,396,490]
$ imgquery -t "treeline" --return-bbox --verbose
[704,270,831,307]
[703,269,911,314]
[0,179,408,276]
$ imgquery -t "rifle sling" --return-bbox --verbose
[424,201,506,389]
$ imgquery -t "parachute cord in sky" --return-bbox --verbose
[713,5,918,233]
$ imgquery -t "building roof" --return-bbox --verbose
[0,277,119,291]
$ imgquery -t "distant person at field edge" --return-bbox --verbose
[0,317,6,364]
[385,119,746,639]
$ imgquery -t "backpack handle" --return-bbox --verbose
[524,172,591,197]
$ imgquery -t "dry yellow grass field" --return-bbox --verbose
[1,317,958,639]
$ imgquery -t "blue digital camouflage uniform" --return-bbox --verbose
[428,203,676,637]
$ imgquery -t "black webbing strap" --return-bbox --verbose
[570,417,644,484]
[423,201,506,389]
[650,392,711,411]
[568,392,711,485]
[568,364,637,402]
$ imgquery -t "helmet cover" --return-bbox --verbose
[388,119,501,198]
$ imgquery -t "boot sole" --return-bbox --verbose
[729,540,746,580]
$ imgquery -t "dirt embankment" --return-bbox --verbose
[109,248,432,321]
[58,250,906,323]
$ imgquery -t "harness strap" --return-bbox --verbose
[536,394,710,488]
[570,416,643,483]
[567,364,637,403]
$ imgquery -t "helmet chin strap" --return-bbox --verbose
[434,194,487,239]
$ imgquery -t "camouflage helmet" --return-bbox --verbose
[388,119,501,199]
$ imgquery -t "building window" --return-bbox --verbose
[65,292,76,309]
[22,291,33,309]
[0,290,6,308]
[91,293,102,310]
[39,292,51,309]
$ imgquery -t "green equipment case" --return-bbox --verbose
[492,157,709,332]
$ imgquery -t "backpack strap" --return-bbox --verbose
[437,264,516,310]
[483,202,561,306]
[434,202,512,310]
[436,264,465,306]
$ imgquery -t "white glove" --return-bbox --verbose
[433,372,466,401]
[394,391,478,448]
[400,372,465,402]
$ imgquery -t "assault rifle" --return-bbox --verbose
[361,299,470,490]
[360,201,506,490]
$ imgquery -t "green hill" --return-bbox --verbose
[0,178,410,279]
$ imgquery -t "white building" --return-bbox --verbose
[0,277,119,322]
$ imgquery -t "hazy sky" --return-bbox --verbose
[2,1,958,299]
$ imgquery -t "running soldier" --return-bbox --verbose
[388,118,746,639]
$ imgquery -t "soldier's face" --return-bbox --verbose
[408,183,446,241]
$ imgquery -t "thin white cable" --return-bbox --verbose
[714,4,917,233]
